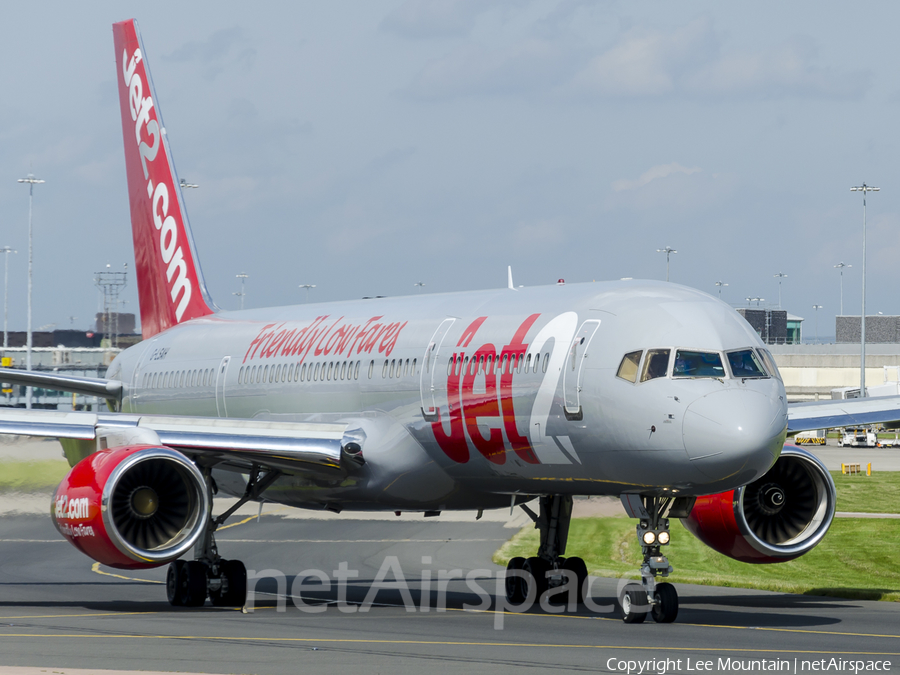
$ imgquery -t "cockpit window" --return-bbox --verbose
[727,349,767,379]
[640,349,670,382]
[616,350,642,383]
[756,348,782,381]
[673,350,725,378]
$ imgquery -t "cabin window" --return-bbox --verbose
[368,360,374,379]
[673,350,725,379]
[238,368,243,385]
[300,363,307,381]
[404,359,409,376]
[757,348,782,381]
[274,365,281,382]
[383,360,389,378]
[261,365,268,383]
[389,359,396,378]
[341,361,347,380]
[288,364,294,381]
[641,349,671,382]
[727,349,767,379]
[616,351,642,383]
[411,358,416,375]
[327,362,334,380]
[313,363,319,381]
[354,361,360,379]
[525,354,532,372]
[542,353,549,373]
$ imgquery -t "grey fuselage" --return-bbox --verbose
[109,280,788,512]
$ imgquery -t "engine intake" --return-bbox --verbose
[52,445,209,569]
[683,445,835,563]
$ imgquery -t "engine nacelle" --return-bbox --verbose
[683,445,835,563]
[51,445,209,569]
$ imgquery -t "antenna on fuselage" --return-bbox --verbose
[508,266,516,291]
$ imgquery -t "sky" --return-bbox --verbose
[1,1,899,340]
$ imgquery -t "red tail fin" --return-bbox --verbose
[113,20,215,339]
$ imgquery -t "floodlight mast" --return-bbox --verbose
[851,184,879,398]
[714,281,728,298]
[812,305,823,345]
[834,262,851,316]
[0,247,16,351]
[17,173,44,410]
[657,246,676,282]
[774,272,787,309]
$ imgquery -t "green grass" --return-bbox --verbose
[495,517,900,601]
[831,470,900,513]
[0,460,69,493]
[496,472,900,602]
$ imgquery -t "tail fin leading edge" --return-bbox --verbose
[113,19,215,339]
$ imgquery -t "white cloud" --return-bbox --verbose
[381,0,526,39]
[403,38,568,99]
[400,13,870,102]
[570,20,868,100]
[612,163,701,192]
[570,18,718,97]
[686,36,870,99]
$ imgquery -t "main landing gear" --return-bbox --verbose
[618,494,694,624]
[166,465,280,608]
[504,495,589,605]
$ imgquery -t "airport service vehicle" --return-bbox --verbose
[794,429,826,446]
[838,428,877,448]
[4,19,900,624]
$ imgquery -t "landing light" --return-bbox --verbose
[642,531,657,545]
[658,531,670,545]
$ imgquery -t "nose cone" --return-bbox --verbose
[683,388,787,485]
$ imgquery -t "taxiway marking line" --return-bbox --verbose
[215,538,504,543]
[91,562,165,585]
[0,633,896,656]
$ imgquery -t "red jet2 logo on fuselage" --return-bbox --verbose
[432,312,582,467]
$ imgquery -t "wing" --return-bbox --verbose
[788,396,900,434]
[0,367,122,403]
[0,408,364,476]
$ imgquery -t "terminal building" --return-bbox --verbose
[0,312,139,410]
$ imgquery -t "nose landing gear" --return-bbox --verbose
[619,494,694,624]
[504,495,589,605]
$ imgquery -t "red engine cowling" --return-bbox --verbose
[51,445,209,570]
[683,445,835,563]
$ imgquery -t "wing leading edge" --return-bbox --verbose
[787,396,900,434]
[0,408,361,475]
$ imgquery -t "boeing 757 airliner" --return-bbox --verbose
[2,19,898,624]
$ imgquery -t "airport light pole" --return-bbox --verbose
[1,247,16,350]
[657,246,676,282]
[414,282,425,293]
[746,297,764,307]
[812,305,823,344]
[834,262,851,316]
[17,173,44,410]
[851,183,879,398]
[774,272,787,309]
[714,281,728,298]
[234,273,249,310]
[299,284,316,303]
